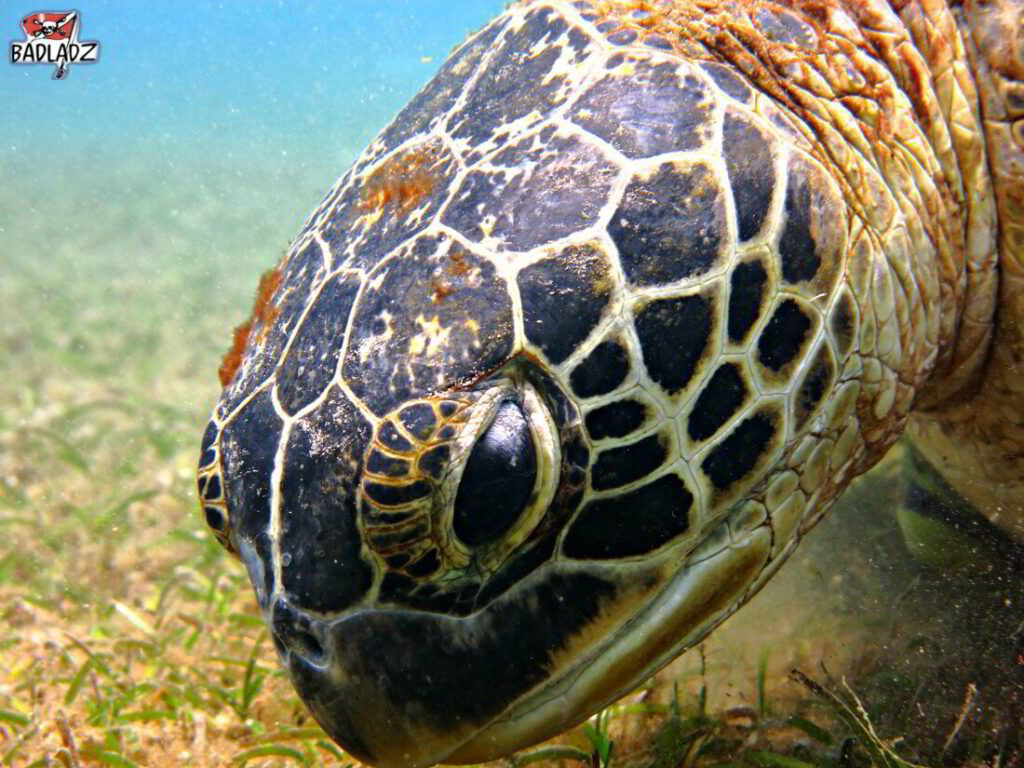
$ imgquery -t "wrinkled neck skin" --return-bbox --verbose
[918,0,1024,533]
[584,0,1017,523]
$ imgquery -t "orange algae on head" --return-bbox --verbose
[218,267,283,388]
[360,144,440,216]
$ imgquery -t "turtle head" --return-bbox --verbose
[197,223,637,768]
[201,302,777,768]
[197,0,879,764]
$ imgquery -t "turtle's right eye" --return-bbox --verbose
[359,381,561,583]
[453,400,538,547]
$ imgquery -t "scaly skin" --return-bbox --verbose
[578,0,1024,534]
[201,2,1022,765]
[573,0,1012,527]
[909,0,1024,535]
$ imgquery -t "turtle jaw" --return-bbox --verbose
[274,606,503,768]
[446,528,772,765]
[283,643,458,768]
[268,520,771,768]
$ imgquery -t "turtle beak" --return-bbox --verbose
[269,598,483,768]
[262,540,664,768]
[267,517,773,768]
[265,557,634,768]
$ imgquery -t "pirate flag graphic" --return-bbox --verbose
[10,11,100,78]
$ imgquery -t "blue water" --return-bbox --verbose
[3,2,504,157]
[0,1,506,315]
[0,1,505,265]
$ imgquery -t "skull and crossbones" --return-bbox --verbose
[30,13,74,40]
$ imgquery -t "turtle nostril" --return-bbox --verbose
[271,599,327,666]
[272,631,288,659]
[272,623,326,666]
[291,629,325,664]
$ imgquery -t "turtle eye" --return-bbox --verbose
[453,400,538,547]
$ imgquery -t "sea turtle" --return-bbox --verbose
[196,0,1024,765]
